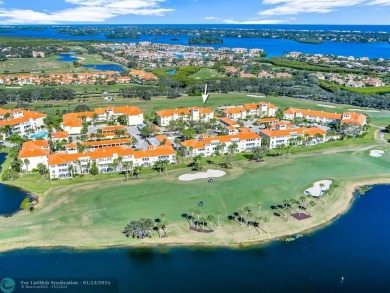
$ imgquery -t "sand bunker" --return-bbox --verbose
[317,104,336,108]
[179,169,226,181]
[247,94,266,98]
[304,180,332,197]
[349,109,380,113]
[370,150,384,157]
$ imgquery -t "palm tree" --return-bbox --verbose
[134,166,142,178]
[207,215,215,230]
[122,161,130,180]
[243,206,251,224]
[68,164,74,178]
[23,158,30,173]
[257,201,263,217]
[247,212,254,227]
[160,213,166,222]
[262,217,269,233]
[215,209,222,227]
[238,210,244,226]
[308,200,317,213]
[194,209,202,229]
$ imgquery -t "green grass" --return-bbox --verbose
[189,68,224,79]
[341,86,390,94]
[3,92,390,125]
[2,146,390,248]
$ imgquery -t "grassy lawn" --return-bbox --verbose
[189,68,224,79]
[3,92,390,125]
[1,146,390,249]
[341,86,390,94]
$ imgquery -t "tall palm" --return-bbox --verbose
[215,209,222,227]
[207,215,215,230]
[23,158,30,173]
[122,161,130,180]
[257,201,263,217]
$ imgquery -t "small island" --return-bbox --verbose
[188,36,224,44]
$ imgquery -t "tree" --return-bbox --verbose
[207,215,215,230]
[23,158,30,173]
[192,155,202,171]
[228,142,238,154]
[252,146,268,161]
[134,166,142,178]
[74,104,91,112]
[122,161,130,180]
[122,218,154,239]
[257,201,263,217]
[275,108,284,120]
[90,161,99,175]
[215,209,222,227]
[68,164,74,178]
[262,217,269,233]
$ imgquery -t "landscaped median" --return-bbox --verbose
[1,146,390,251]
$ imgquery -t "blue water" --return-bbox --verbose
[167,69,176,75]
[82,64,124,72]
[0,153,28,216]
[29,130,47,139]
[57,53,78,62]
[0,185,389,292]
[0,25,389,58]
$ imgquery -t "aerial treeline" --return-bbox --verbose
[0,87,76,104]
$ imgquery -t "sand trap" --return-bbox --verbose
[370,150,384,157]
[304,180,332,197]
[179,169,226,181]
[247,95,266,98]
[349,109,380,113]
[317,104,336,108]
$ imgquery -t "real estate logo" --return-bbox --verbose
[0,278,15,293]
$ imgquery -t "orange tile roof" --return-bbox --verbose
[51,131,69,139]
[258,117,278,123]
[0,109,46,126]
[219,117,239,126]
[19,148,50,158]
[156,107,213,117]
[182,132,261,149]
[133,146,176,159]
[341,112,366,126]
[82,138,131,147]
[22,140,49,149]
[101,125,127,132]
[155,135,173,145]
[260,127,327,137]
[223,107,245,115]
[285,108,341,120]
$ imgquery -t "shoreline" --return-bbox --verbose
[0,178,389,253]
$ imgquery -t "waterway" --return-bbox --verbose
[0,25,389,58]
[0,185,389,292]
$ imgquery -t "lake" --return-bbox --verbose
[1,25,389,58]
[1,185,389,292]
[0,153,28,217]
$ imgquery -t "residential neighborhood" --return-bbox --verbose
[0,100,367,180]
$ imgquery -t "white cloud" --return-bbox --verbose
[366,0,390,4]
[204,16,220,20]
[223,19,287,24]
[0,0,174,24]
[259,0,366,16]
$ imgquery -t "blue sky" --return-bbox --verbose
[0,0,388,24]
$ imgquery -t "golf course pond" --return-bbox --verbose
[0,153,29,217]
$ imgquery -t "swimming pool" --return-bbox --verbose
[29,130,47,139]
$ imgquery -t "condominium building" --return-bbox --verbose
[222,102,278,119]
[18,140,50,171]
[259,127,328,149]
[155,107,214,127]
[48,145,176,179]
[284,108,367,126]
[0,108,46,138]
[62,106,144,134]
[181,131,262,157]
